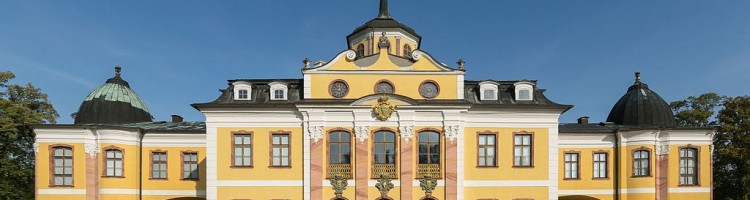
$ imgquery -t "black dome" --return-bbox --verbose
[74,67,152,124]
[346,0,421,42]
[606,73,676,128]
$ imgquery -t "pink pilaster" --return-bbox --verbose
[85,154,99,200]
[400,139,413,200]
[445,140,458,200]
[311,140,323,200]
[355,140,368,200]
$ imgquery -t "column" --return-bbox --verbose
[84,141,100,200]
[399,125,414,200]
[355,126,370,200]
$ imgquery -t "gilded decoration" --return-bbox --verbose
[373,95,395,121]
[329,174,348,198]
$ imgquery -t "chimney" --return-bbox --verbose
[577,116,589,125]
[171,115,183,123]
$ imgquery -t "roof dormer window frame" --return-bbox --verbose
[514,81,535,101]
[269,81,289,101]
[478,81,499,101]
[233,81,252,100]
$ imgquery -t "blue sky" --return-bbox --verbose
[1,1,748,124]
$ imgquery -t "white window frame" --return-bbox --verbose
[269,82,288,101]
[233,81,252,100]
[513,81,535,101]
[478,81,499,101]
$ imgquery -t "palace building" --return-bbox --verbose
[33,1,714,200]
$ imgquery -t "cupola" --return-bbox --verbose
[74,67,152,124]
[347,0,421,58]
[606,72,676,128]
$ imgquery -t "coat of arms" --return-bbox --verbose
[373,95,395,121]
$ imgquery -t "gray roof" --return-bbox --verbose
[121,121,206,132]
[559,123,622,133]
[193,79,571,112]
[463,80,572,110]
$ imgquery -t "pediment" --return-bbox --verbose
[350,94,418,106]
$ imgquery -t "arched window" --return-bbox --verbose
[373,130,397,178]
[679,147,698,185]
[633,149,650,177]
[403,45,412,58]
[418,131,440,178]
[519,89,531,100]
[104,148,123,177]
[356,44,365,58]
[51,146,73,186]
[328,131,352,178]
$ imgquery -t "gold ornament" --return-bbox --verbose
[373,95,395,121]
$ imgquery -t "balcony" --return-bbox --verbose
[417,164,441,179]
[327,163,352,179]
[372,163,397,179]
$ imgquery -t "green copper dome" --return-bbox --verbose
[74,67,152,124]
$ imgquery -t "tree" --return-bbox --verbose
[671,93,750,199]
[669,92,724,127]
[0,71,58,200]
[713,96,750,200]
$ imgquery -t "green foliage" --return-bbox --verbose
[714,96,750,200]
[0,71,58,200]
[672,93,750,199]
[670,92,724,127]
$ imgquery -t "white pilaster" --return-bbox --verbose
[548,124,559,200]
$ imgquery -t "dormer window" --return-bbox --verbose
[233,81,252,100]
[238,90,248,99]
[269,81,288,101]
[514,81,535,101]
[478,81,499,101]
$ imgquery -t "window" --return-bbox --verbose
[513,134,532,167]
[51,146,73,186]
[329,131,351,164]
[271,133,290,167]
[564,152,579,179]
[104,148,123,177]
[479,81,499,100]
[514,82,534,101]
[233,81,252,100]
[269,81,288,100]
[679,148,698,185]
[182,152,199,180]
[238,89,248,99]
[373,130,397,178]
[593,152,608,179]
[519,90,530,100]
[328,131,352,178]
[151,151,167,179]
[403,45,412,58]
[633,149,650,177]
[375,81,394,94]
[483,90,495,100]
[477,133,496,167]
[273,89,284,100]
[356,44,365,58]
[418,131,440,178]
[233,133,253,167]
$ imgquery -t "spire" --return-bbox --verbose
[377,0,391,19]
[634,71,641,84]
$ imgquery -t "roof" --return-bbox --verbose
[559,123,622,133]
[606,73,676,128]
[32,121,206,133]
[193,79,571,112]
[346,0,421,45]
[463,80,573,111]
[74,67,153,124]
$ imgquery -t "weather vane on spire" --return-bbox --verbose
[115,66,122,76]
[377,0,391,19]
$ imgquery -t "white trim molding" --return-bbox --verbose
[214,180,304,187]
[38,189,86,195]
[463,180,549,187]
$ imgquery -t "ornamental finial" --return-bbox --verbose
[457,59,465,70]
[115,66,122,76]
[377,0,391,19]
[635,71,641,84]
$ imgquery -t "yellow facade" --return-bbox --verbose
[34,1,714,200]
